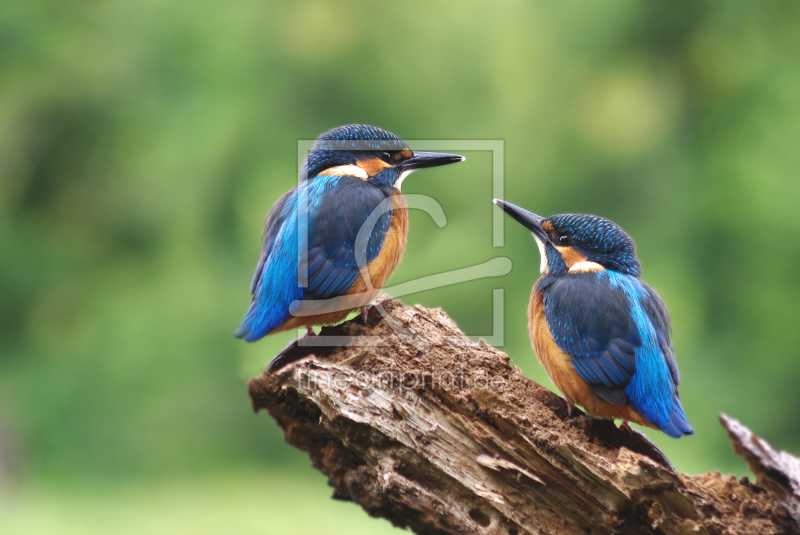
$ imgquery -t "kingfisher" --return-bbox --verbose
[235,124,464,342]
[494,199,693,438]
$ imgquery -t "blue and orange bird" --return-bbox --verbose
[494,200,693,438]
[235,125,464,342]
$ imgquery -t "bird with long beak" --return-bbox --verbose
[235,125,464,342]
[494,199,693,438]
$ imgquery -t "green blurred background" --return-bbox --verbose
[2,1,799,533]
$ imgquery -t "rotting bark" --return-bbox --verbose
[248,295,800,535]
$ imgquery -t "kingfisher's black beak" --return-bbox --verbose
[493,199,549,242]
[401,151,465,171]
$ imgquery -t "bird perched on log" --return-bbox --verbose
[236,125,464,342]
[494,199,693,438]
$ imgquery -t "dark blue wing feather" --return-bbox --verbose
[541,274,639,400]
[540,271,693,437]
[304,176,392,299]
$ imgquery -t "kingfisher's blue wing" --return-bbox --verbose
[236,175,392,341]
[304,176,392,299]
[541,273,640,405]
[541,271,692,437]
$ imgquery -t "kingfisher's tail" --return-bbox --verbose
[235,299,291,342]
[659,395,694,438]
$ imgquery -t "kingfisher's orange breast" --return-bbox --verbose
[528,282,657,428]
[350,189,408,295]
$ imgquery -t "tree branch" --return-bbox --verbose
[248,295,800,535]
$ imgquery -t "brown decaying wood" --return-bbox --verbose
[248,295,800,535]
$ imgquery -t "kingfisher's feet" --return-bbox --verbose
[360,305,372,324]
[619,420,633,433]
[305,326,316,337]
[566,400,575,418]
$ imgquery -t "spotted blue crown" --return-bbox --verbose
[549,214,641,276]
[302,124,410,180]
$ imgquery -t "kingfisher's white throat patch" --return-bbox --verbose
[395,169,416,191]
[532,234,548,273]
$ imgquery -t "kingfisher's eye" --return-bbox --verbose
[381,152,392,160]
[558,235,571,246]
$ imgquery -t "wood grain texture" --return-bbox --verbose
[249,295,800,535]
[721,413,800,525]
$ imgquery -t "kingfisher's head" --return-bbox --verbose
[302,124,464,189]
[494,199,641,277]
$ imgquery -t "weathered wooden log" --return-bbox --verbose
[248,295,800,535]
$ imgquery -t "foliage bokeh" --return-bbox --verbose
[2,1,799,533]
